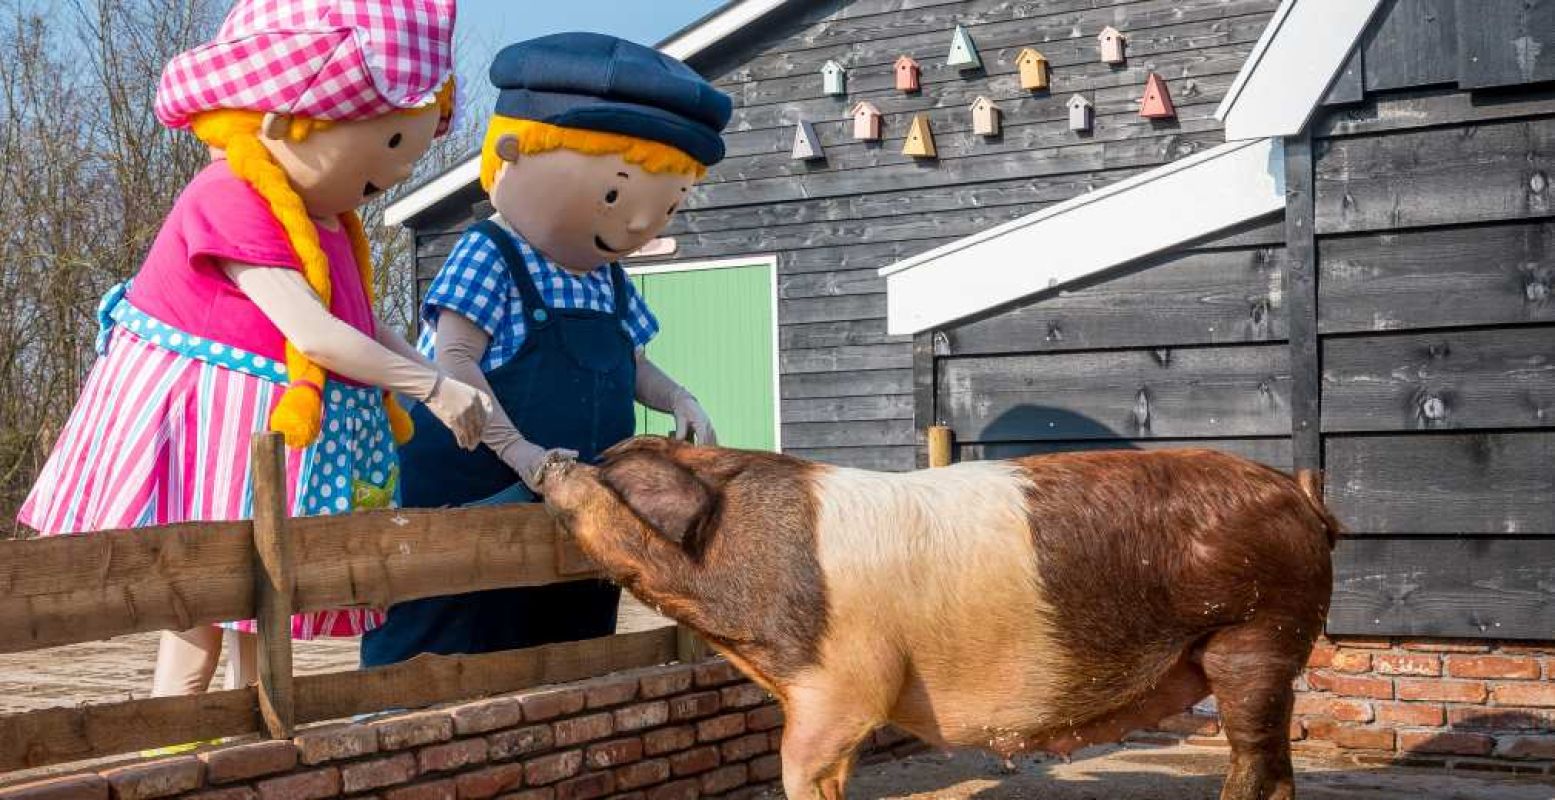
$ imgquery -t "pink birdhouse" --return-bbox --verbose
[852,100,883,141]
[1139,72,1176,119]
[1098,26,1127,65]
[894,55,921,92]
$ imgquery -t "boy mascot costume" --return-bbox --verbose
[361,33,730,666]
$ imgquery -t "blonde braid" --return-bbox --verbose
[340,211,415,444]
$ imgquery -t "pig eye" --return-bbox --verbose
[388,133,403,149]
[605,189,620,205]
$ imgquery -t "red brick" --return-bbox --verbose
[616,759,672,790]
[498,789,553,800]
[669,746,721,777]
[1306,672,1393,699]
[256,768,342,800]
[645,779,700,800]
[385,779,456,800]
[699,765,747,795]
[769,731,783,751]
[1372,654,1440,677]
[419,738,489,773]
[0,775,109,800]
[455,763,526,799]
[1492,683,1555,708]
[1495,736,1555,760]
[1330,650,1373,673]
[1446,655,1541,680]
[520,689,587,722]
[489,725,555,761]
[643,726,697,757]
[452,698,525,736]
[295,723,378,765]
[554,772,614,800]
[720,733,771,763]
[376,713,456,750]
[1156,713,1219,736]
[1498,645,1555,655]
[1304,720,1395,751]
[613,794,647,800]
[1293,696,1373,723]
[719,684,768,710]
[640,670,694,699]
[102,757,204,800]
[554,713,615,747]
[1305,644,1336,669]
[1396,679,1488,704]
[744,706,783,732]
[185,790,258,800]
[696,713,746,743]
[668,693,721,723]
[1449,706,1555,731]
[1289,719,1305,741]
[341,753,418,794]
[614,702,671,733]
[1401,641,1491,654]
[1331,638,1392,650]
[1374,702,1444,727]
[1399,731,1494,756]
[201,741,299,784]
[583,674,640,709]
[586,738,644,769]
[748,754,782,783]
[524,751,583,786]
[693,661,743,688]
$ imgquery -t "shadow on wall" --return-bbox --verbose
[960,404,1140,462]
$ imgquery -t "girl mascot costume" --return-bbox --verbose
[19,0,489,699]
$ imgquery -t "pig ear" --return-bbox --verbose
[599,451,712,545]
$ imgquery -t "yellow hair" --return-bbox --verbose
[479,117,706,192]
[188,84,453,450]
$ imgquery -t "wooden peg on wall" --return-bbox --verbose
[971,96,1001,137]
[851,100,882,141]
[1067,94,1094,132]
[1017,48,1050,90]
[791,120,824,161]
[895,55,921,92]
[947,24,982,70]
[1099,26,1127,65]
[903,114,937,158]
[1139,72,1176,119]
[822,59,846,96]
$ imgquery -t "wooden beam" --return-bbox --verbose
[251,433,295,739]
[0,689,260,772]
[1283,132,1321,475]
[912,331,936,469]
[926,426,954,468]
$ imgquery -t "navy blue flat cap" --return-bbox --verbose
[490,32,733,167]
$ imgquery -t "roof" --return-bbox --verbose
[383,0,797,228]
[882,0,1387,335]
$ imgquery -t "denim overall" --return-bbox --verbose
[361,220,635,667]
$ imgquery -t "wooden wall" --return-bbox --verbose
[410,0,1283,471]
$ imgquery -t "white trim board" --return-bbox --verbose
[383,0,797,229]
[1215,0,1386,142]
[882,137,1285,336]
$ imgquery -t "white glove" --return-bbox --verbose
[499,438,579,493]
[671,389,717,446]
[423,373,492,451]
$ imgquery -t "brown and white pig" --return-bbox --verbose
[540,436,1336,800]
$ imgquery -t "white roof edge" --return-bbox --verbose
[383,0,794,228]
[883,137,1286,336]
[1215,0,1386,141]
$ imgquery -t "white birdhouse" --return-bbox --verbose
[822,60,847,96]
[1067,94,1095,132]
[947,24,982,70]
[1098,26,1127,65]
[851,101,883,141]
[792,120,825,161]
[971,96,1001,137]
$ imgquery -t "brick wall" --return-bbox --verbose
[1150,637,1555,774]
[0,659,921,800]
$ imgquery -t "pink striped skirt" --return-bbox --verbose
[21,328,390,638]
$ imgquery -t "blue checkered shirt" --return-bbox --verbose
[417,223,658,371]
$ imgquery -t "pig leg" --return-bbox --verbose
[1201,623,1304,800]
[779,687,876,800]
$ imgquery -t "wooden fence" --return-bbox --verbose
[0,433,700,773]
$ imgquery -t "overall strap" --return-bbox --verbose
[607,263,632,322]
[472,219,548,323]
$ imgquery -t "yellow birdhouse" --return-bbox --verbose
[1017,48,1050,90]
[1098,26,1127,65]
[903,114,937,158]
[971,96,1001,137]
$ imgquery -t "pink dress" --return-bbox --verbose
[20,161,393,639]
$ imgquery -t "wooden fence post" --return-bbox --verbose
[676,626,711,664]
[251,432,296,738]
[927,425,954,468]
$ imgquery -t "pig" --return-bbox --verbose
[540,436,1336,800]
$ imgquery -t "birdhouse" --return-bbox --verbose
[791,120,824,161]
[1139,72,1176,119]
[851,100,882,141]
[1016,48,1050,90]
[894,55,921,92]
[946,24,982,70]
[821,60,846,96]
[1098,26,1127,64]
[1067,94,1094,132]
[903,114,937,158]
[971,96,1001,137]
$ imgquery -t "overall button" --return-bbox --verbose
[533,309,549,322]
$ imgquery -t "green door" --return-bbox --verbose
[631,263,777,451]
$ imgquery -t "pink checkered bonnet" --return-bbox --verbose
[156,0,456,133]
